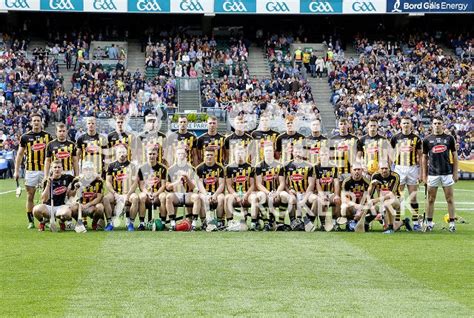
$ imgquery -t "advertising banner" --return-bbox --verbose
[300,0,343,13]
[343,0,386,13]
[256,0,300,13]
[214,0,256,13]
[387,0,472,13]
[84,0,127,12]
[170,0,213,13]
[128,0,169,12]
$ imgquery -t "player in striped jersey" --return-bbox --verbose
[331,118,359,180]
[107,115,135,163]
[341,162,371,231]
[197,116,225,164]
[251,114,279,163]
[224,115,254,165]
[390,116,422,231]
[76,117,106,176]
[255,142,286,231]
[305,118,328,165]
[103,145,139,231]
[357,117,391,176]
[166,116,198,166]
[275,116,305,164]
[196,148,225,230]
[137,146,167,231]
[14,113,52,229]
[45,123,78,177]
[138,113,167,166]
[281,143,317,231]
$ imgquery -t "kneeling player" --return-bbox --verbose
[33,160,75,231]
[255,142,286,231]
[138,147,167,231]
[196,148,225,230]
[341,162,371,231]
[225,144,257,228]
[165,147,200,231]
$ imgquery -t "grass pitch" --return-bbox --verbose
[0,179,473,317]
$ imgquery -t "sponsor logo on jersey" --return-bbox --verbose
[234,175,247,183]
[321,177,333,184]
[400,145,412,152]
[264,174,274,181]
[32,143,46,151]
[86,144,100,153]
[204,176,217,185]
[290,174,303,182]
[83,192,96,199]
[53,186,67,195]
[433,145,447,153]
[56,151,71,159]
[116,173,128,181]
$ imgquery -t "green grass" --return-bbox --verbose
[1,180,473,317]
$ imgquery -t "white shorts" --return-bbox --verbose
[45,205,68,217]
[63,170,74,176]
[428,175,454,188]
[25,171,45,188]
[394,165,419,186]
[176,193,185,206]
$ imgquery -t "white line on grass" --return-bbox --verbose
[0,190,15,195]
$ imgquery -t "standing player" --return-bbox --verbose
[107,115,134,162]
[165,147,201,231]
[76,117,106,176]
[422,116,459,232]
[357,116,391,175]
[251,114,279,163]
[44,123,79,177]
[275,116,305,164]
[305,118,329,165]
[341,162,371,231]
[32,160,75,231]
[103,145,139,231]
[197,116,226,164]
[138,112,167,166]
[196,148,225,229]
[255,142,286,231]
[331,118,359,180]
[14,113,52,229]
[137,146,167,231]
[390,116,423,230]
[166,116,198,166]
[224,116,254,165]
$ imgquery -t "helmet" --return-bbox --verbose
[176,219,191,231]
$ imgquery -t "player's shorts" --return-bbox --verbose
[25,170,45,188]
[394,165,419,186]
[320,191,337,207]
[63,170,74,176]
[174,193,193,207]
[428,175,454,188]
[45,204,68,216]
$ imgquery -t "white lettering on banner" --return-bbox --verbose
[170,122,208,130]
[49,0,74,9]
[352,1,376,11]
[266,1,289,11]
[309,1,334,12]
[223,0,247,12]
[93,0,116,9]
[4,0,30,8]
[179,0,203,11]
[137,0,161,10]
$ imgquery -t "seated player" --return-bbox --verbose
[281,143,317,231]
[341,162,371,231]
[165,147,200,231]
[368,161,403,234]
[32,160,76,231]
[103,145,139,231]
[314,147,341,231]
[255,142,286,231]
[138,146,167,231]
[196,148,225,230]
[224,144,257,228]
[70,161,105,231]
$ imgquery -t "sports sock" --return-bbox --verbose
[309,215,316,222]
[27,212,34,223]
[170,215,176,227]
[395,211,401,222]
[147,207,152,220]
[388,224,394,230]
[160,216,166,222]
[449,218,455,223]
[139,217,145,223]
[226,217,233,222]
[410,203,419,222]
[251,218,257,224]
[106,217,112,224]
[427,218,433,226]
[278,216,285,224]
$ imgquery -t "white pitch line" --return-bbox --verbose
[0,190,16,195]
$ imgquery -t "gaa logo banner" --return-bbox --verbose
[171,0,213,13]
[84,0,127,11]
[300,0,342,13]
[256,0,299,13]
[387,0,472,13]
[214,0,256,13]
[342,0,386,13]
[1,0,39,10]
[40,0,82,11]
[128,0,169,12]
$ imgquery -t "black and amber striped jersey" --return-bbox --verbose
[167,131,198,163]
[315,164,338,193]
[224,132,254,164]
[20,130,52,171]
[422,133,456,176]
[107,131,133,162]
[305,135,329,165]
[167,163,196,193]
[43,174,74,206]
[255,160,283,192]
[251,129,279,162]
[390,132,422,167]
[371,172,401,197]
[196,162,224,194]
[341,176,370,204]
[358,134,390,168]
[276,132,305,163]
[225,162,254,193]
[46,139,77,172]
[138,162,167,193]
[107,160,136,195]
[139,131,167,165]
[331,133,359,175]
[197,133,225,164]
[284,160,314,193]
[76,133,106,174]
[77,178,103,204]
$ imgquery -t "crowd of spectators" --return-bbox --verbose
[448,33,473,61]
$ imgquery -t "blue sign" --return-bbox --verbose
[128,0,169,12]
[387,0,473,12]
[300,0,342,13]
[40,0,82,10]
[214,0,256,13]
